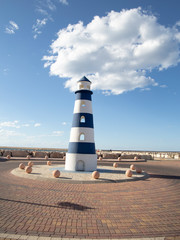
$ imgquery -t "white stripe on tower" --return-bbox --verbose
[73,100,92,114]
[69,128,95,143]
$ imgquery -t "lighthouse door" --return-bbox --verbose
[76,160,85,171]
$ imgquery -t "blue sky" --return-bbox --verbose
[0,0,180,151]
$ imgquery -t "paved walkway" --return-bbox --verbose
[0,160,180,239]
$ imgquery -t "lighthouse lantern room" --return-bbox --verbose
[65,76,97,172]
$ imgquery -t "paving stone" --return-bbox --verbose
[37,237,51,240]
[0,234,9,238]
[18,236,29,240]
[26,237,39,240]
[5,235,21,239]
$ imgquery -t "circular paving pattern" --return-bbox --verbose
[0,160,180,239]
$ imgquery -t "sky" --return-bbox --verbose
[0,0,180,151]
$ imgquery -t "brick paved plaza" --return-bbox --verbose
[0,159,180,239]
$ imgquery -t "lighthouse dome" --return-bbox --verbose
[78,76,91,90]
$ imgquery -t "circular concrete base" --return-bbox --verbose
[11,164,149,183]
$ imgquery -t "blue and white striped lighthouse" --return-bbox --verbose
[65,76,97,171]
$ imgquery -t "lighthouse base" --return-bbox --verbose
[65,153,97,172]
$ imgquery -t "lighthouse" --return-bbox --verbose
[65,76,97,171]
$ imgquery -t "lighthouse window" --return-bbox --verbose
[79,133,85,141]
[80,116,85,123]
[79,84,84,89]
[81,101,86,107]
[87,85,90,90]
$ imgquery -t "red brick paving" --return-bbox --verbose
[0,160,180,239]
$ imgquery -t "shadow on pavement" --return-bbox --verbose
[0,158,7,162]
[149,174,180,180]
[57,201,94,211]
[0,197,94,211]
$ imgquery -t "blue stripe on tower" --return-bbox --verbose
[75,90,92,101]
[72,113,94,128]
[68,142,96,154]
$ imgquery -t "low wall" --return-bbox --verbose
[11,150,29,157]
[0,150,65,159]
[1,149,179,160]
[97,152,153,160]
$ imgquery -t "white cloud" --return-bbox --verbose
[3,68,9,75]
[160,84,167,88]
[140,87,151,92]
[22,124,30,127]
[32,18,48,39]
[34,0,68,32]
[52,131,63,136]
[5,20,19,34]
[34,123,41,127]
[36,7,49,16]
[59,0,68,5]
[9,21,19,29]
[46,0,56,11]
[35,0,56,12]
[43,8,180,95]
[0,120,20,128]
[0,129,23,137]
[62,121,67,125]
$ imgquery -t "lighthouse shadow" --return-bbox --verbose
[57,201,94,211]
